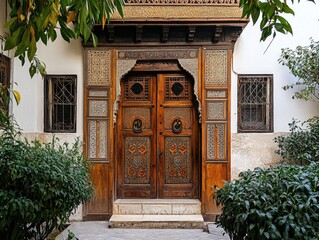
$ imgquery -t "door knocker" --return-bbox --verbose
[172,118,182,134]
[132,118,143,133]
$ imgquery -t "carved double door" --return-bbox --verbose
[117,72,199,199]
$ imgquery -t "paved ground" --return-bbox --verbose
[56,222,230,240]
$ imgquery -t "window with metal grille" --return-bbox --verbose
[238,75,273,133]
[0,53,10,116]
[44,75,77,132]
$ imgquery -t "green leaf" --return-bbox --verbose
[4,17,17,28]
[27,39,37,62]
[4,26,24,50]
[29,65,37,78]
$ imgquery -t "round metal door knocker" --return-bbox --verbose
[172,118,182,134]
[132,118,143,133]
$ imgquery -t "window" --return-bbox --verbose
[238,74,273,133]
[44,75,77,132]
[0,53,10,115]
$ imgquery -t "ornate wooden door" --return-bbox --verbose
[117,72,199,199]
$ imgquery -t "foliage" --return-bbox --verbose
[278,38,319,100]
[0,83,20,126]
[274,116,319,165]
[214,163,319,240]
[0,119,94,240]
[240,0,315,41]
[4,0,124,77]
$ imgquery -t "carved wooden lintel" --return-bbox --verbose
[135,26,143,43]
[213,26,223,43]
[162,26,170,43]
[188,26,196,42]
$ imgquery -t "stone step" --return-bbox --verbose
[113,199,201,215]
[109,214,205,229]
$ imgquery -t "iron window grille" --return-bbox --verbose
[44,75,77,133]
[0,53,10,116]
[238,74,273,133]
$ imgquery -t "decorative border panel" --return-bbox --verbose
[111,6,242,20]
[207,123,226,160]
[207,101,226,120]
[125,0,238,4]
[118,50,198,60]
[205,50,227,87]
[86,88,110,162]
[87,50,111,86]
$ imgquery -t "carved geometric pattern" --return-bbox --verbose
[125,0,238,4]
[112,6,242,21]
[125,76,150,101]
[123,107,151,129]
[178,59,199,96]
[207,123,226,160]
[165,76,190,101]
[99,120,108,159]
[88,120,108,160]
[205,50,228,86]
[116,59,137,96]
[124,137,151,184]
[118,50,198,59]
[165,137,192,184]
[88,121,97,159]
[89,90,108,97]
[87,50,111,86]
[89,100,108,117]
[164,108,191,130]
[207,101,226,120]
[206,90,227,98]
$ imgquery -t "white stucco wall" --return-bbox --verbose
[231,1,319,178]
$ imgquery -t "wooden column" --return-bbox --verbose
[83,49,114,220]
[201,47,231,221]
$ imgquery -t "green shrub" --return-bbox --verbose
[0,121,94,240]
[214,163,319,240]
[274,116,319,165]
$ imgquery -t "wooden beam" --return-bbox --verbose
[188,26,196,42]
[161,26,169,43]
[135,25,143,42]
[107,25,114,42]
[212,26,223,43]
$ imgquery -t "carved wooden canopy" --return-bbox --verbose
[84,2,247,46]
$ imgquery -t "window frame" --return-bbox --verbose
[0,53,11,116]
[44,74,77,133]
[237,74,273,133]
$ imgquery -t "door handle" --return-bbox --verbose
[159,151,163,158]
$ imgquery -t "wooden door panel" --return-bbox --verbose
[117,72,198,199]
[158,74,198,199]
[117,75,157,198]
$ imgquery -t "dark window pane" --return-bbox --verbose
[0,54,10,116]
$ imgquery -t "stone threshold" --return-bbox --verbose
[109,214,205,229]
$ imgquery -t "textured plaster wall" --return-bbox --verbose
[231,133,283,180]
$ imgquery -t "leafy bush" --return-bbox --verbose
[274,116,319,165]
[214,163,319,240]
[0,121,94,240]
[279,38,319,101]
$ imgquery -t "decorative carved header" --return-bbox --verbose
[125,0,238,4]
[111,6,243,20]
[118,50,198,60]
